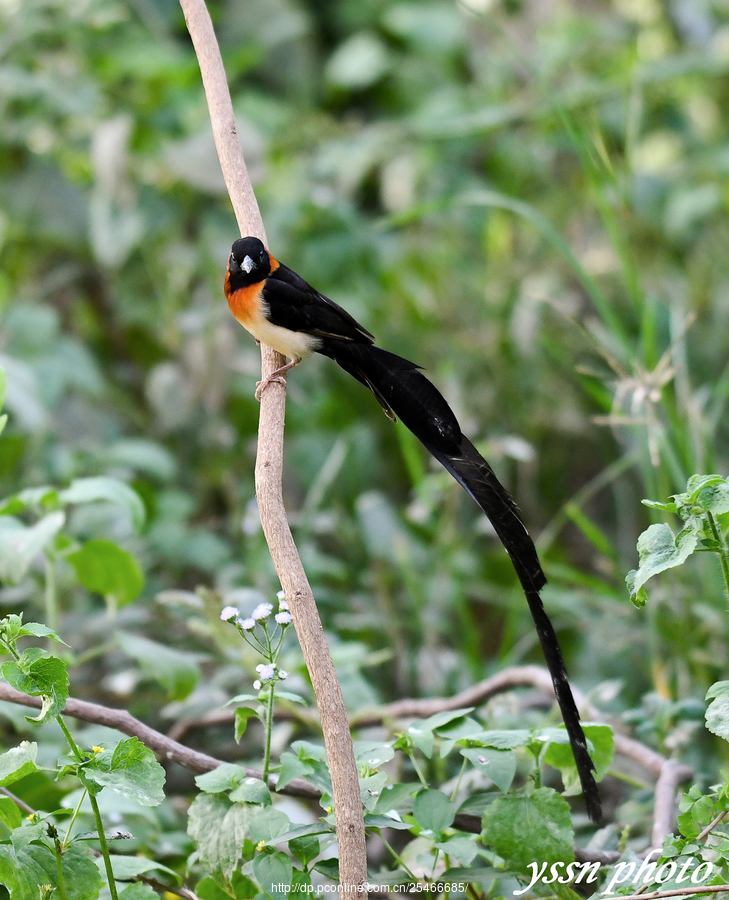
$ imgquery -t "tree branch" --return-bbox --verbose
[0,677,685,865]
[0,683,319,800]
[177,1,368,887]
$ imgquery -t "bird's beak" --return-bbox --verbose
[242,255,254,274]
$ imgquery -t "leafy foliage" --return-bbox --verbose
[2,0,729,895]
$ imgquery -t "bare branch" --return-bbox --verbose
[0,683,319,800]
[615,886,729,900]
[652,760,691,849]
[165,662,693,848]
[178,0,367,887]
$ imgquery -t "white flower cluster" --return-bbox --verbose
[252,662,289,691]
[219,592,292,630]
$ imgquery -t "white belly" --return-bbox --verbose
[238,304,321,362]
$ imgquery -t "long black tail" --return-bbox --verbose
[319,340,601,821]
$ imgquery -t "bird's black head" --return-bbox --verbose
[228,237,271,288]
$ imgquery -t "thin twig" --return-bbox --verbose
[614,885,729,900]
[178,0,367,887]
[0,683,319,800]
[697,810,727,843]
[652,761,689,850]
[136,875,201,900]
[0,785,34,815]
[166,662,693,847]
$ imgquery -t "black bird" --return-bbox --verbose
[225,236,601,821]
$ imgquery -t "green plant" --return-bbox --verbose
[627,475,729,607]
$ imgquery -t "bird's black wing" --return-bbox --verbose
[263,265,375,344]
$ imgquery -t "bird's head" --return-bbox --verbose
[227,237,271,288]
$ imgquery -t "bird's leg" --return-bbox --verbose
[255,358,301,401]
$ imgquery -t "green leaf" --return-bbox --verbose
[466,729,532,749]
[313,858,339,881]
[362,813,412,830]
[248,807,291,842]
[413,789,455,834]
[230,778,271,805]
[2,653,69,724]
[275,690,308,705]
[440,867,495,886]
[407,709,476,756]
[360,771,388,811]
[235,707,260,742]
[96,855,180,882]
[481,787,574,872]
[690,476,729,516]
[291,869,313,896]
[253,851,293,900]
[289,834,320,868]
[224,693,262,707]
[59,476,145,531]
[119,885,158,900]
[0,795,22,830]
[406,721,435,758]
[626,521,700,604]
[434,836,479,866]
[195,873,261,900]
[67,540,144,608]
[0,511,65,583]
[706,681,729,741]
[263,823,333,846]
[0,839,102,900]
[283,742,331,796]
[543,724,614,795]
[0,742,38,787]
[460,748,517,792]
[195,763,249,794]
[13,621,68,646]
[276,751,312,792]
[354,740,395,768]
[117,632,200,700]
[373,782,423,815]
[196,878,235,900]
[187,793,253,880]
[84,737,165,806]
[417,708,476,731]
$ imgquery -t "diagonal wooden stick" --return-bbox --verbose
[178,0,366,888]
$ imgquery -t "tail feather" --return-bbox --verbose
[320,340,601,822]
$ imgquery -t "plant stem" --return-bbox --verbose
[57,716,83,761]
[262,685,275,783]
[88,791,119,900]
[56,717,119,900]
[450,757,467,802]
[409,751,428,787]
[707,512,729,601]
[55,845,69,900]
[380,833,419,882]
[61,788,88,850]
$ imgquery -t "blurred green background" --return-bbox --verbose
[1,0,729,843]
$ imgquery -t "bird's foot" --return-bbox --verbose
[255,374,287,401]
[254,359,301,401]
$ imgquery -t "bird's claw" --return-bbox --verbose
[255,374,287,401]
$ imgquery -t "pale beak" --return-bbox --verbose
[242,255,254,274]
